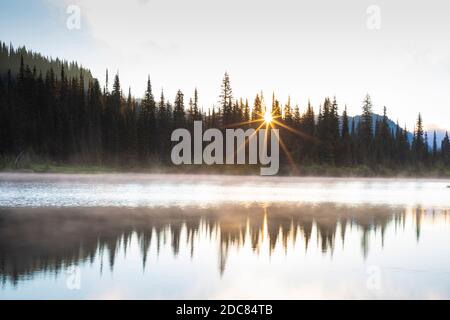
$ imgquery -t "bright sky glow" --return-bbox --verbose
[1,0,450,130]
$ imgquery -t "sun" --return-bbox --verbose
[263,111,273,124]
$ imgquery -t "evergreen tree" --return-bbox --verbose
[0,43,447,174]
[193,88,201,121]
[432,131,438,164]
[413,113,425,164]
[283,96,293,125]
[173,90,185,129]
[442,132,450,166]
[251,94,262,122]
[340,106,352,165]
[271,92,281,119]
[359,94,374,164]
[219,72,233,125]
[317,98,335,164]
[243,98,250,123]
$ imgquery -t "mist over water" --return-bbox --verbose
[0,173,449,299]
[0,173,449,208]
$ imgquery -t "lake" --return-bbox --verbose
[0,173,449,299]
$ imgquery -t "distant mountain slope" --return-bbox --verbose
[430,130,448,147]
[348,114,447,149]
[0,41,95,86]
[349,114,412,140]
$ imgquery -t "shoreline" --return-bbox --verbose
[1,170,450,182]
[2,161,450,179]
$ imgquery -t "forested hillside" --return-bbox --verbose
[1,42,449,174]
[0,41,93,88]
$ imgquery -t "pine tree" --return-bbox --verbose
[359,94,374,164]
[193,88,201,121]
[173,90,185,129]
[293,104,301,127]
[283,96,292,125]
[108,73,123,158]
[243,98,250,123]
[374,106,393,166]
[441,132,450,166]
[316,98,335,164]
[187,98,194,125]
[251,94,262,122]
[219,72,233,125]
[330,97,340,163]
[432,131,437,164]
[299,100,315,163]
[413,113,425,164]
[271,92,281,119]
[340,106,352,166]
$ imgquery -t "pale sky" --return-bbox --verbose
[1,0,449,130]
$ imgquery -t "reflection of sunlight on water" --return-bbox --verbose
[0,174,450,208]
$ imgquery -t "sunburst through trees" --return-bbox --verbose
[1,41,450,174]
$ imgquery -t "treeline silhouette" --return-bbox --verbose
[1,204,439,283]
[1,42,450,173]
[0,42,94,87]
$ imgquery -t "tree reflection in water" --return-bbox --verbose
[0,204,448,285]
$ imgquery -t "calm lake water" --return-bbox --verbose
[0,173,449,299]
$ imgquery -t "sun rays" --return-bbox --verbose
[263,111,273,124]
[224,109,314,174]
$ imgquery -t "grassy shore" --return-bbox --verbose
[1,157,450,178]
